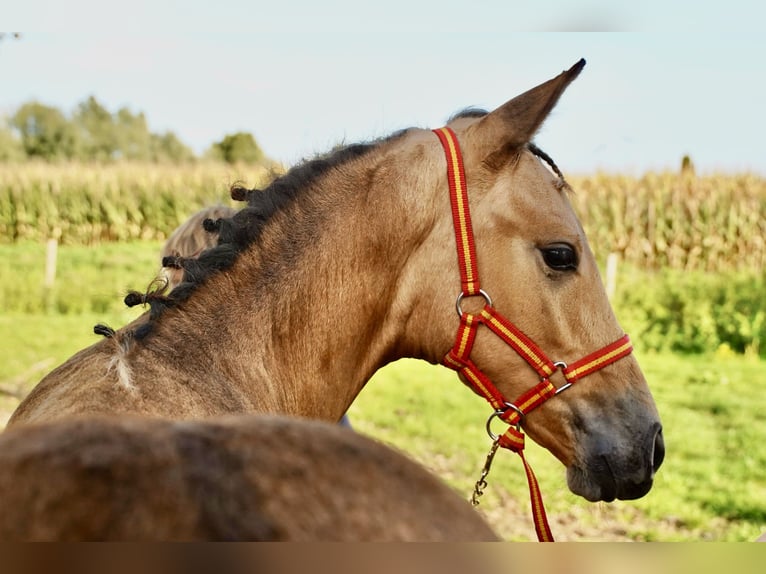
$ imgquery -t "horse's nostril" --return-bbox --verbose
[652,426,665,473]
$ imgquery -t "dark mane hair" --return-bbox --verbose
[447,107,489,122]
[121,141,386,340]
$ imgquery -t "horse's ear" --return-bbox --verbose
[465,59,585,167]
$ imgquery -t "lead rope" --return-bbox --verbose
[462,380,557,541]
[469,400,555,542]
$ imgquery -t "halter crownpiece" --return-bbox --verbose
[432,126,633,542]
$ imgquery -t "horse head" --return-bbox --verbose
[393,60,663,503]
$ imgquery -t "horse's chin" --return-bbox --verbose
[566,465,654,503]
[566,465,616,502]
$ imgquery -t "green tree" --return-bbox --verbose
[208,131,264,164]
[114,107,153,161]
[0,119,25,161]
[151,131,195,162]
[11,102,78,160]
[7,97,200,164]
[72,96,116,161]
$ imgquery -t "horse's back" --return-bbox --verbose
[0,414,498,541]
[7,340,124,426]
[7,335,256,426]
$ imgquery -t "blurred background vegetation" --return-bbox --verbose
[567,172,766,358]
[1,160,763,359]
[0,94,274,166]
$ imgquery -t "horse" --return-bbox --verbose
[159,204,237,290]
[7,60,664,515]
[0,414,499,541]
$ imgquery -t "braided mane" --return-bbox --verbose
[120,141,388,340]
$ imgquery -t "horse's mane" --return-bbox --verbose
[101,110,565,342]
[114,139,394,340]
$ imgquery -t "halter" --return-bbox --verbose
[432,127,633,542]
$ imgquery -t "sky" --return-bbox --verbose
[3,2,765,175]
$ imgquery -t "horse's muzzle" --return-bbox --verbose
[568,421,665,502]
[614,422,665,500]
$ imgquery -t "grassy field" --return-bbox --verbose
[0,241,764,541]
[353,354,766,542]
[0,241,164,315]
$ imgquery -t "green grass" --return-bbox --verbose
[0,241,163,315]
[0,241,157,420]
[348,353,766,541]
[0,240,764,541]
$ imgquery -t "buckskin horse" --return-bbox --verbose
[0,414,499,541]
[6,60,664,540]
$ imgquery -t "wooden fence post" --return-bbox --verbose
[43,238,58,312]
[44,238,58,289]
[605,252,619,300]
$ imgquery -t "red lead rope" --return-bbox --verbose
[433,127,633,542]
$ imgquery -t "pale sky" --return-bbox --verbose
[3,2,765,175]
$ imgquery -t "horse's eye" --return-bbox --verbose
[540,243,578,271]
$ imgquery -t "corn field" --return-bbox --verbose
[0,162,272,244]
[0,163,764,272]
[569,171,765,272]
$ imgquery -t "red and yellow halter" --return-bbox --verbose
[433,126,633,542]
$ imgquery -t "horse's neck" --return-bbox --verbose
[153,181,420,421]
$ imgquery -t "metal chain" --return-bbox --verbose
[470,438,500,506]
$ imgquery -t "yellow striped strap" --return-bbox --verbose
[500,379,557,427]
[498,427,554,542]
[480,306,556,378]
[432,127,481,296]
[563,334,633,382]
[443,354,507,412]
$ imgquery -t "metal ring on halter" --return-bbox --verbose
[552,361,572,395]
[455,289,493,318]
[485,402,524,439]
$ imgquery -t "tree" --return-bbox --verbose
[72,96,116,161]
[11,102,78,160]
[151,131,195,163]
[6,97,203,163]
[208,132,264,164]
[114,107,152,161]
[0,119,25,161]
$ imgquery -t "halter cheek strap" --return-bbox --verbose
[433,126,633,542]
